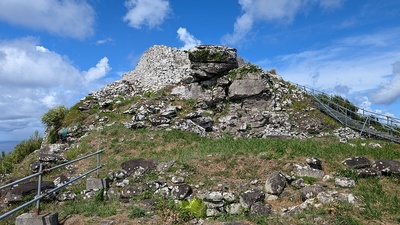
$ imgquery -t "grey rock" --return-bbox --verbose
[56,191,77,201]
[335,177,355,188]
[156,160,175,173]
[250,202,273,216]
[170,183,192,200]
[120,158,157,176]
[192,116,214,131]
[291,178,307,189]
[356,168,381,178]
[342,156,371,169]
[228,79,268,100]
[226,203,242,215]
[171,176,185,184]
[300,184,324,201]
[239,189,265,209]
[86,178,109,191]
[292,164,325,179]
[306,157,323,170]
[121,186,142,198]
[372,159,400,175]
[264,171,287,195]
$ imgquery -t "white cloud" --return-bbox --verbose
[0,0,95,39]
[83,57,112,82]
[96,38,114,45]
[177,27,201,50]
[123,0,171,29]
[370,61,400,105]
[223,0,343,45]
[259,29,400,96]
[0,37,112,142]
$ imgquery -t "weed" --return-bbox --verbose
[128,205,147,219]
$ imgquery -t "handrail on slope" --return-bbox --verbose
[289,82,400,143]
[0,150,104,220]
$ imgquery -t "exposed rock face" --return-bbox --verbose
[189,45,238,79]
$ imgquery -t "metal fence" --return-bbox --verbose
[0,149,104,220]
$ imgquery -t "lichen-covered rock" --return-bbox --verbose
[239,189,265,209]
[250,202,273,216]
[120,158,157,176]
[372,159,400,175]
[335,177,356,188]
[292,164,325,179]
[170,183,192,200]
[264,171,287,195]
[342,156,371,169]
[300,184,324,201]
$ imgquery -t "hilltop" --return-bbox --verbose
[1,45,399,225]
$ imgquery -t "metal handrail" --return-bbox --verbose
[0,149,104,220]
[290,82,400,142]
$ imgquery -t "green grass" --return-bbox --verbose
[3,123,400,224]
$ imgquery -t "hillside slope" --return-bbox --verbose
[1,45,400,225]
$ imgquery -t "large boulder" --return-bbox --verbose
[189,45,238,79]
[264,171,287,195]
[228,78,268,100]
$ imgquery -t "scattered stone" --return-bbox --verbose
[292,164,324,179]
[121,186,142,198]
[171,176,185,184]
[56,191,77,201]
[86,178,109,191]
[291,178,307,189]
[170,183,192,200]
[306,157,322,170]
[250,202,273,216]
[300,184,324,201]
[239,189,265,209]
[335,177,355,188]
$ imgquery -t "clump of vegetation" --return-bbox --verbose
[0,130,42,174]
[181,197,207,219]
[41,105,69,129]
[41,105,69,143]
[188,48,228,62]
[227,63,263,80]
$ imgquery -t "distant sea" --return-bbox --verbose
[0,141,19,154]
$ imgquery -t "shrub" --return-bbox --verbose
[0,130,42,174]
[41,105,69,129]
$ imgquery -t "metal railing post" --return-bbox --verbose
[36,163,43,215]
[97,152,100,178]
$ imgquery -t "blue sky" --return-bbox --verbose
[0,0,400,148]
